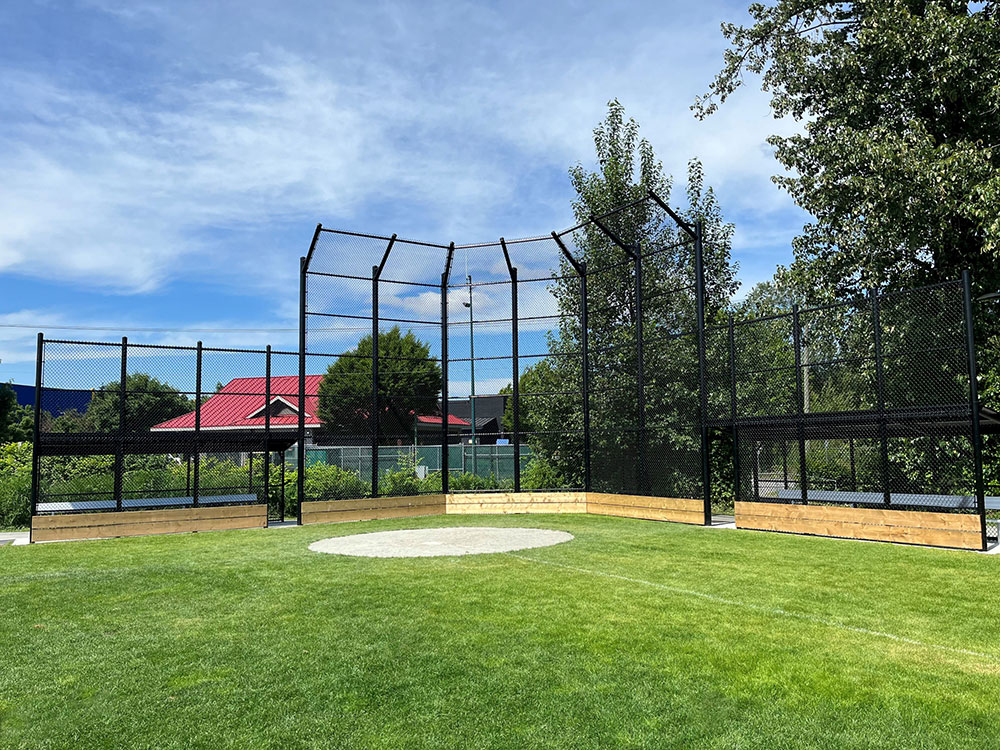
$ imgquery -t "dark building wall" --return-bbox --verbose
[11,384,92,417]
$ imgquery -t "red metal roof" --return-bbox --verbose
[415,414,470,426]
[152,375,322,431]
[151,375,467,431]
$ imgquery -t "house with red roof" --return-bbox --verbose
[151,375,469,444]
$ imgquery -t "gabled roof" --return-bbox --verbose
[415,414,471,427]
[151,375,323,431]
[151,375,470,432]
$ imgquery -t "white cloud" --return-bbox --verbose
[0,0,802,304]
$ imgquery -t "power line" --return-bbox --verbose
[0,323,434,334]
[0,323,299,333]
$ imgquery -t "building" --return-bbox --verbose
[448,394,509,444]
[151,375,469,445]
[9,383,91,417]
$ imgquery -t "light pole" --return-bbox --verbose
[463,275,476,475]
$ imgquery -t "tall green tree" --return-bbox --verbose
[700,2,1000,498]
[317,327,441,436]
[516,100,739,492]
[86,373,192,432]
[696,0,1000,299]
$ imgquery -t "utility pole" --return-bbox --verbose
[463,275,477,475]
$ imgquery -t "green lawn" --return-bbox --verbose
[2,515,999,749]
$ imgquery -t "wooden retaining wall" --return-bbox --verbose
[587,493,705,525]
[31,504,267,543]
[302,491,702,524]
[300,495,447,525]
[734,501,983,550]
[32,494,982,550]
[446,491,587,515]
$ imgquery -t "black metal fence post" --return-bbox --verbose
[791,306,808,504]
[580,262,591,493]
[30,333,43,536]
[500,239,521,493]
[634,248,647,495]
[728,313,740,504]
[849,438,858,492]
[694,220,712,524]
[752,443,760,499]
[512,268,521,491]
[962,269,988,550]
[114,336,127,511]
[441,242,455,493]
[297,227,321,521]
[193,341,202,507]
[280,450,287,516]
[551,231,589,493]
[871,290,891,506]
[372,266,380,497]
[298,255,308,522]
[264,345,271,517]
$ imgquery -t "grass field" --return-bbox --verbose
[2,515,999,749]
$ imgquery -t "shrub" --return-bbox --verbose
[306,462,369,501]
[448,472,506,491]
[520,457,565,490]
[0,443,31,527]
[377,453,426,497]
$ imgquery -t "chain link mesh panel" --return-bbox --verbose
[34,340,289,516]
[723,279,985,528]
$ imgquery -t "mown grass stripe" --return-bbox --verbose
[507,553,997,663]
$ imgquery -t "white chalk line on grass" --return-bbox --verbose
[507,553,996,663]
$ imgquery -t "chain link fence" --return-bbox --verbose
[32,340,298,522]
[303,193,709,510]
[28,194,996,546]
[706,276,997,546]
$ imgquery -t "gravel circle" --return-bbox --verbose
[308,526,574,558]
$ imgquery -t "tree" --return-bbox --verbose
[700,3,1000,500]
[316,326,442,436]
[517,100,739,493]
[6,404,34,443]
[696,1,1000,299]
[0,384,18,443]
[86,373,192,432]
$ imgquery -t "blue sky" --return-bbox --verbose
[0,0,807,391]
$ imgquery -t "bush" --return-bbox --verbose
[0,473,31,528]
[380,471,421,496]
[448,472,507,491]
[0,443,31,528]
[306,462,369,501]
[520,457,565,490]
[378,459,422,497]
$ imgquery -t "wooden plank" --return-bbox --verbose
[586,493,703,513]
[734,501,979,532]
[302,495,445,513]
[447,492,586,505]
[587,503,705,525]
[446,491,586,515]
[735,512,981,550]
[31,506,266,542]
[33,515,265,542]
[301,504,446,525]
[32,504,264,530]
[446,502,585,515]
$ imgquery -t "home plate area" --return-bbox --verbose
[308,527,573,558]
